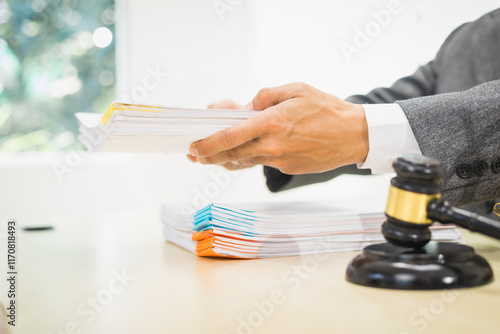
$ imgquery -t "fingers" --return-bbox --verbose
[242,101,253,110]
[207,99,242,110]
[189,112,266,157]
[187,154,255,170]
[196,139,263,165]
[252,82,310,111]
[221,161,256,171]
[192,83,308,157]
[189,150,280,171]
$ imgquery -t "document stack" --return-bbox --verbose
[76,103,258,153]
[161,202,462,258]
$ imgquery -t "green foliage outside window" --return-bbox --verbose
[0,0,115,151]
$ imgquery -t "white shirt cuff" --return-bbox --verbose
[357,103,422,174]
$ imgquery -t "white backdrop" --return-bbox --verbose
[118,0,500,106]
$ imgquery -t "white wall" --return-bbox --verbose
[116,0,257,107]
[119,0,500,105]
[251,0,499,98]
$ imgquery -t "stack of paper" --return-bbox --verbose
[161,202,462,258]
[76,103,258,153]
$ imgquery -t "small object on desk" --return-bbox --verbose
[22,225,54,231]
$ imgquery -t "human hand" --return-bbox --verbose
[186,99,257,171]
[189,83,369,175]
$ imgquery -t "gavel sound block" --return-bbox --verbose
[346,155,500,290]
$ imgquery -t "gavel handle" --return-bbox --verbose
[428,199,500,241]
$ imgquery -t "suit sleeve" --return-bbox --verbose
[346,60,437,104]
[397,79,500,206]
[263,60,440,193]
[263,23,470,193]
[341,21,467,104]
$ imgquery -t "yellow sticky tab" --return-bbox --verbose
[101,103,116,126]
[100,102,165,126]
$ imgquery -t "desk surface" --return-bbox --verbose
[4,212,500,334]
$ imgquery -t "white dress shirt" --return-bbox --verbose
[358,103,422,174]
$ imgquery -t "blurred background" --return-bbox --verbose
[0,0,115,151]
[0,0,499,223]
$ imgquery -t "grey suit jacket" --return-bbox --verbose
[264,8,500,207]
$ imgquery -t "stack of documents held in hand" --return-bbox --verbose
[161,202,462,258]
[76,103,258,153]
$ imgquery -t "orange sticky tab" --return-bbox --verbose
[192,230,214,241]
[196,248,240,258]
[195,238,215,252]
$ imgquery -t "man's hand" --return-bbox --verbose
[189,83,369,175]
[187,99,257,171]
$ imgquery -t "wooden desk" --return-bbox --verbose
[3,212,500,334]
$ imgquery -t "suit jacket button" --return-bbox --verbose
[473,160,488,176]
[456,163,472,178]
[491,157,500,174]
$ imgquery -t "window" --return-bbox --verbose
[0,0,115,151]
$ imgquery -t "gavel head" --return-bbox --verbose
[382,155,444,248]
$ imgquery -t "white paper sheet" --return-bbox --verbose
[76,103,259,153]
